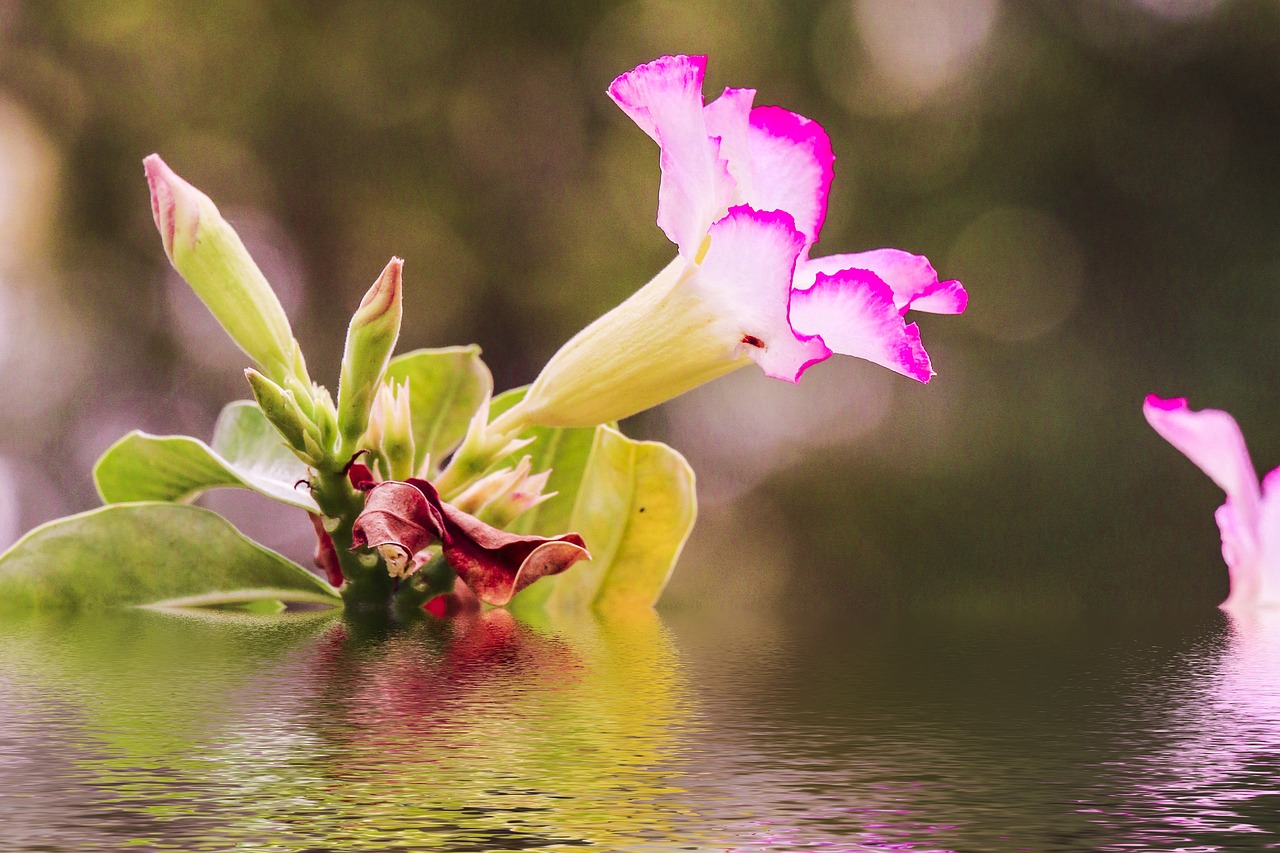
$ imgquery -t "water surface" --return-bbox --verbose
[1,604,1277,851]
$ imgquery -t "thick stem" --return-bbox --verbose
[310,467,393,612]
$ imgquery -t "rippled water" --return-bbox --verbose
[2,603,1278,851]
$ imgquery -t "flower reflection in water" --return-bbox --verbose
[1094,610,1280,849]
[280,609,696,850]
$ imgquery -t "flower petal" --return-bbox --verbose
[308,512,345,588]
[693,205,830,383]
[704,86,756,196]
[608,54,733,261]
[350,481,446,560]
[1143,396,1262,537]
[1248,467,1280,608]
[413,479,589,607]
[789,269,934,383]
[796,249,967,315]
[423,577,482,618]
[743,106,834,249]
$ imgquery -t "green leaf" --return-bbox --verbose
[385,345,492,474]
[93,401,317,512]
[0,503,340,611]
[536,425,697,613]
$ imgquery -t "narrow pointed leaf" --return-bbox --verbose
[539,425,696,612]
[93,401,317,512]
[385,345,493,474]
[0,503,340,611]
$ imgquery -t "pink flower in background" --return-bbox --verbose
[1144,395,1280,609]
[499,54,966,430]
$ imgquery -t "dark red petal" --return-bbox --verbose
[407,478,591,607]
[308,512,345,588]
[347,462,377,491]
[350,481,445,556]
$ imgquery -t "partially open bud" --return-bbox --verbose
[483,467,554,529]
[337,258,404,452]
[378,544,414,579]
[450,456,555,528]
[364,380,415,480]
[245,368,326,465]
[144,155,304,385]
[434,394,534,497]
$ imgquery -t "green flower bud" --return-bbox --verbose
[336,258,403,453]
[144,154,304,385]
[364,380,415,480]
[245,368,321,464]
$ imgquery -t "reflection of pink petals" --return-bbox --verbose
[790,270,934,383]
[352,479,589,607]
[1144,395,1280,608]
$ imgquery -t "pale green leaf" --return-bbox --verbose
[538,425,697,613]
[385,345,492,474]
[0,503,340,611]
[93,401,317,512]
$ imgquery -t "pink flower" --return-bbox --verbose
[495,54,966,431]
[1144,395,1280,609]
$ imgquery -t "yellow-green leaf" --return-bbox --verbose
[385,345,492,474]
[539,425,696,613]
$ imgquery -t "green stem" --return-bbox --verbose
[311,466,392,612]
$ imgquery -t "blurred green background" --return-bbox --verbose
[1,0,1276,614]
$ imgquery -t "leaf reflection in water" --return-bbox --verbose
[0,607,696,851]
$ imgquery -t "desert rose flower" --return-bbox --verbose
[491,54,966,432]
[1144,395,1280,609]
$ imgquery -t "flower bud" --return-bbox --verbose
[434,395,534,497]
[452,456,555,529]
[364,380,415,480]
[144,154,304,385]
[245,368,324,464]
[337,258,403,452]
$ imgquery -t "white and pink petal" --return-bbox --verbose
[1143,395,1263,538]
[608,54,733,262]
[789,269,934,383]
[738,106,834,250]
[1245,466,1280,607]
[692,205,830,382]
[703,86,756,198]
[796,249,967,315]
